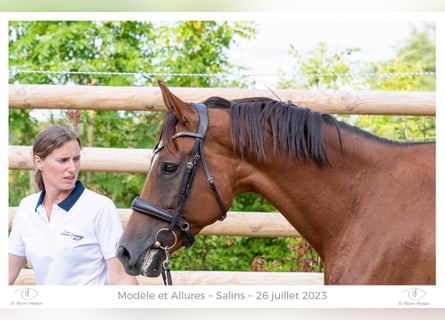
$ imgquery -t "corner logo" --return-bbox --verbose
[15,288,39,300]
[402,288,427,301]
[398,288,429,307]
[11,288,43,306]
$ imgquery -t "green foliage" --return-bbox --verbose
[280,42,362,90]
[366,22,435,91]
[8,109,38,145]
[231,193,275,212]
[9,109,40,204]
[153,21,256,87]
[171,236,321,273]
[345,23,436,142]
[9,21,156,85]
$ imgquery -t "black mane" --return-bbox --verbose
[160,96,340,166]
[205,96,340,166]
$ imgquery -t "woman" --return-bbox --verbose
[9,125,138,285]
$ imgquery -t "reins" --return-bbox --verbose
[131,102,227,285]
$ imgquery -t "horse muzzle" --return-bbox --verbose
[140,247,166,277]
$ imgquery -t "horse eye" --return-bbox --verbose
[162,162,179,175]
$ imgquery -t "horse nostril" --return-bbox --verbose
[117,245,131,261]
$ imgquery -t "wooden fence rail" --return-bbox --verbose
[9,207,301,238]
[9,84,436,115]
[9,145,151,173]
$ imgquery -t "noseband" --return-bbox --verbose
[131,102,227,248]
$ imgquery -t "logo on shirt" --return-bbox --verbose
[60,230,84,241]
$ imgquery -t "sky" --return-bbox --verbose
[228,20,427,87]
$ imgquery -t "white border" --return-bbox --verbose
[2,11,444,309]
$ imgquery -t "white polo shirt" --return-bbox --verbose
[9,181,123,285]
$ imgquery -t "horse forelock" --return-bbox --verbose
[159,111,179,154]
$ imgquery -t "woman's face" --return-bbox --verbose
[34,139,81,193]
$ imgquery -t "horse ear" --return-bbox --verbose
[158,80,196,125]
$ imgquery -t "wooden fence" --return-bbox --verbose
[10,84,435,115]
[8,84,436,285]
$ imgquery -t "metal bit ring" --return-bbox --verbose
[154,228,178,250]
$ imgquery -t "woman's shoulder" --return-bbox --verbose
[18,191,42,208]
[15,192,43,219]
[81,188,116,208]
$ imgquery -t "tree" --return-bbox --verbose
[278,42,363,90]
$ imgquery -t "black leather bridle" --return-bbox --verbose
[131,102,227,249]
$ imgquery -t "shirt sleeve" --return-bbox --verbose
[9,201,26,257]
[95,197,124,260]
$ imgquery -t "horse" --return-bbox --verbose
[116,80,435,285]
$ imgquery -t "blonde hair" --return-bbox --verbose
[33,125,81,190]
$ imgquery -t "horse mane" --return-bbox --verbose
[159,96,341,166]
[205,96,341,166]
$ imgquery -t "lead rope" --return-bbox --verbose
[154,228,177,286]
[161,246,173,285]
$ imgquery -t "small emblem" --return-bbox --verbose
[60,230,84,241]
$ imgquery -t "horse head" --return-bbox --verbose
[116,81,234,277]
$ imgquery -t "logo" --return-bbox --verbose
[402,288,427,301]
[398,288,429,307]
[15,288,39,300]
[60,229,84,241]
[11,288,43,306]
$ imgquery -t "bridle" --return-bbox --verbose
[130,102,227,283]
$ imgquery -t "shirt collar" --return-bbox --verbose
[35,180,85,212]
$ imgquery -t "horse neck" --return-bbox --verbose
[237,124,399,260]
